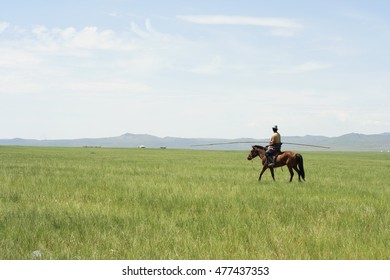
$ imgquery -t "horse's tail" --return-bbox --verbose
[296,153,305,180]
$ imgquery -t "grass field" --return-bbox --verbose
[0,146,389,259]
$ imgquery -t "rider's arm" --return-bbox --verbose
[269,134,276,145]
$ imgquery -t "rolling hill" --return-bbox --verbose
[0,132,389,151]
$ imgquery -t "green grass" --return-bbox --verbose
[0,146,389,259]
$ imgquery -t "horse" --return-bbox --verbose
[247,145,305,182]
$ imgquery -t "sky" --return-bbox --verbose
[1,0,389,140]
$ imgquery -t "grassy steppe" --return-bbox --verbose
[0,146,389,259]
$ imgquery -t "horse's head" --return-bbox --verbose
[247,145,266,160]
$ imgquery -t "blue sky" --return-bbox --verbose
[1,0,389,139]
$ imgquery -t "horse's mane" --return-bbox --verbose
[253,145,266,150]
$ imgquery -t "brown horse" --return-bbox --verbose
[247,145,305,182]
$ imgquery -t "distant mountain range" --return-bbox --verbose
[0,132,389,151]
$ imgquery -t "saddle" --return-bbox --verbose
[272,151,283,163]
[266,144,283,167]
[267,145,282,155]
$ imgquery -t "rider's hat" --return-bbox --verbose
[272,125,278,130]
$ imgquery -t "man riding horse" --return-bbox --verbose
[266,125,282,167]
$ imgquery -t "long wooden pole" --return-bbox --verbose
[191,141,330,149]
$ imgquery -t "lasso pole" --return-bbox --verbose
[191,141,330,149]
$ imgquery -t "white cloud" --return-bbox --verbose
[0,48,41,68]
[23,24,138,55]
[191,55,222,75]
[293,61,334,73]
[66,81,150,94]
[273,61,334,74]
[270,28,296,37]
[130,22,152,38]
[130,19,174,42]
[0,22,10,33]
[0,75,43,94]
[177,15,302,28]
[177,15,303,37]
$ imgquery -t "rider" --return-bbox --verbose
[266,125,282,167]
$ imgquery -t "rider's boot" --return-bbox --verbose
[266,155,274,167]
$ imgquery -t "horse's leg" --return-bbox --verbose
[288,166,294,182]
[293,166,301,182]
[258,165,267,181]
[269,167,275,181]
